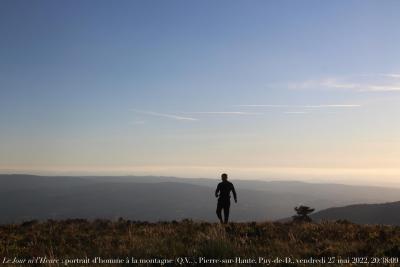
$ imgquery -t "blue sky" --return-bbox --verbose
[1,0,400,186]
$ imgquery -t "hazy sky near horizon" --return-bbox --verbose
[1,1,400,186]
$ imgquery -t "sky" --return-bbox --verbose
[1,0,400,186]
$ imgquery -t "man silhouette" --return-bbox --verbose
[215,173,237,224]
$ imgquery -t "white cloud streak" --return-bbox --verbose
[360,85,400,92]
[132,110,198,121]
[286,74,400,92]
[379,73,400,79]
[129,120,146,125]
[132,104,360,122]
[284,111,309,114]
[305,104,361,108]
[186,111,263,115]
[235,104,361,108]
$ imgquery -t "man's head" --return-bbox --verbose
[221,173,228,181]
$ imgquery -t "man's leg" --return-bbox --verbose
[223,203,230,224]
[216,202,223,223]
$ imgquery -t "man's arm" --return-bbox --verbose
[232,184,237,203]
[215,183,220,198]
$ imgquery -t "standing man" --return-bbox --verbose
[215,173,237,224]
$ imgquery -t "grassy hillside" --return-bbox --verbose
[2,219,400,266]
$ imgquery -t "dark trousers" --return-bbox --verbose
[216,199,230,223]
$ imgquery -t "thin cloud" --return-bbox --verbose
[129,120,146,125]
[288,79,360,90]
[305,104,361,108]
[360,85,400,92]
[235,104,361,108]
[235,104,293,108]
[286,74,400,92]
[186,111,263,115]
[284,111,309,114]
[132,110,198,121]
[379,73,400,79]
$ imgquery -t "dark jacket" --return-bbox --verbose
[215,181,237,202]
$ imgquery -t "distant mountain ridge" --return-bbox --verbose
[1,174,400,224]
[311,201,400,225]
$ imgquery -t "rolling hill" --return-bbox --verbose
[312,201,400,225]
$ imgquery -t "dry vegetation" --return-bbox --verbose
[1,219,400,266]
